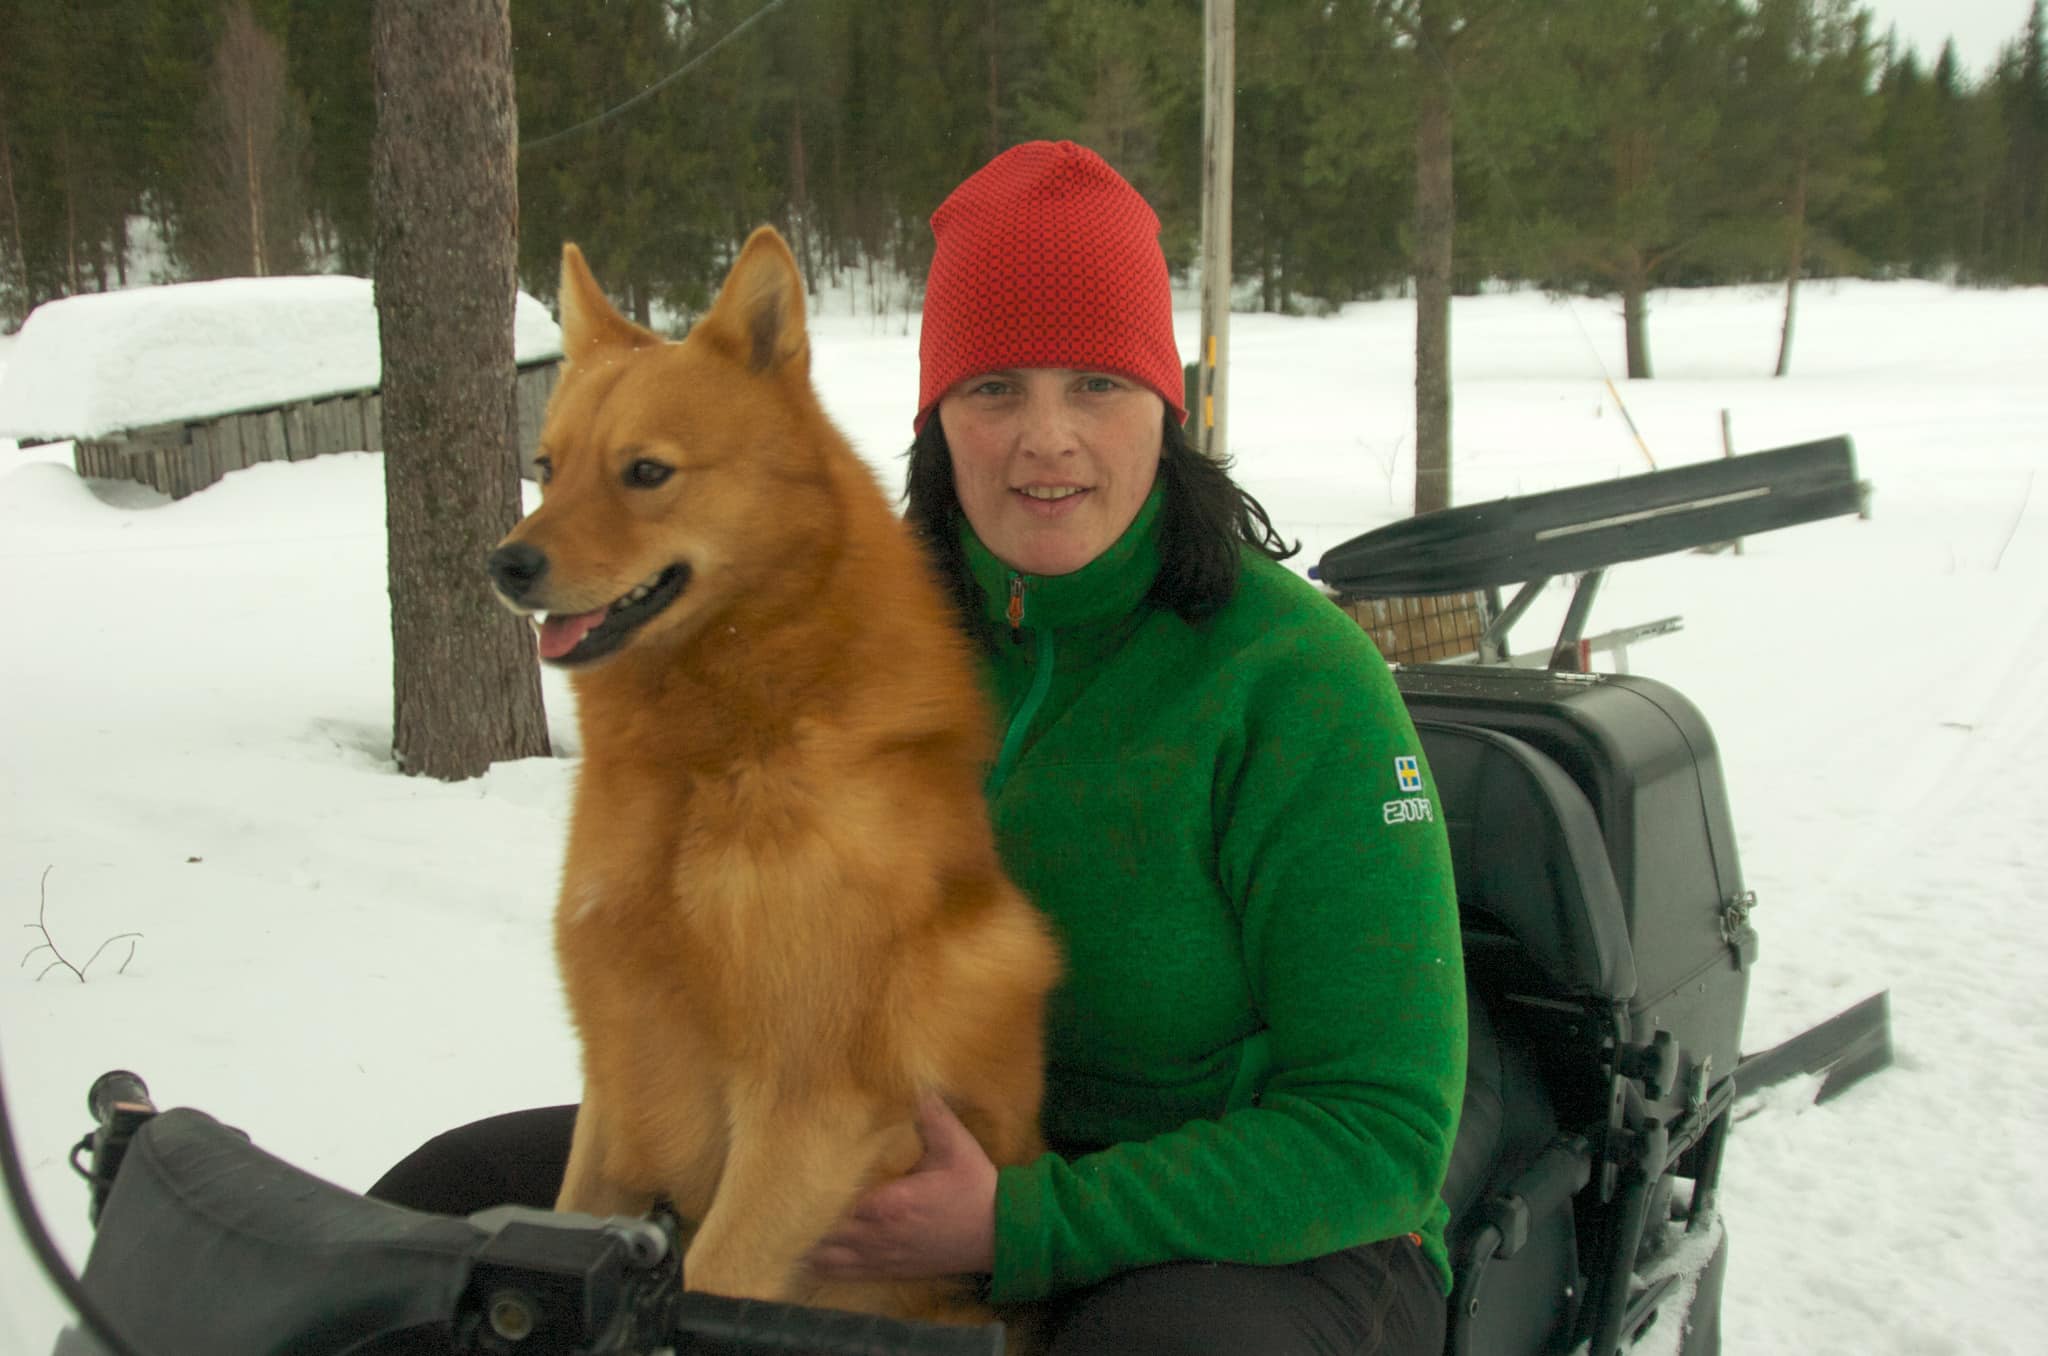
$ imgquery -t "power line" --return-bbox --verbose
[518,0,799,156]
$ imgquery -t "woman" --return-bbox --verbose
[372,141,1464,1356]
[804,141,1465,1355]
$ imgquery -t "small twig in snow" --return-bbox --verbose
[1990,470,2034,573]
[18,867,143,983]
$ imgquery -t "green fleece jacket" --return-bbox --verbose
[966,488,1466,1304]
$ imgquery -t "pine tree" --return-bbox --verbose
[1010,1,1202,260]
[0,0,36,319]
[1520,0,1744,379]
[1371,0,1554,512]
[1293,5,1412,304]
[1862,51,1940,272]
[288,0,376,272]
[1234,0,1325,316]
[184,0,312,278]
[1927,43,2009,279]
[751,0,857,291]
[372,0,550,780]
[137,0,231,276]
[1717,0,1883,374]
[0,0,153,305]
[1989,0,2048,278]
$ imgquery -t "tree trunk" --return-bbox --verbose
[245,121,266,275]
[1775,156,1807,378]
[1412,21,1455,515]
[985,0,1003,160]
[59,128,79,294]
[789,99,811,291]
[371,0,549,781]
[0,110,24,302]
[1622,266,1653,380]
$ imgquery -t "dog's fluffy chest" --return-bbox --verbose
[556,740,907,1032]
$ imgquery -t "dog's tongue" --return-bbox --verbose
[537,609,606,660]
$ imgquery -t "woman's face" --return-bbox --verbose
[937,368,1165,577]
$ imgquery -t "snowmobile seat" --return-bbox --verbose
[1409,669,1745,1356]
[1437,971,1584,1356]
[1423,719,1632,1355]
[1422,721,1637,1006]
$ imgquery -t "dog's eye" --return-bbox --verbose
[625,459,674,489]
[532,456,553,485]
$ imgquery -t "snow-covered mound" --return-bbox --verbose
[0,276,563,441]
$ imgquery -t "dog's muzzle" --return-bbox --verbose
[488,543,549,605]
[484,542,694,666]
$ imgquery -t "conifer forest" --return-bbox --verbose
[1,0,2044,331]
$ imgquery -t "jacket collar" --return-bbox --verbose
[962,481,1166,636]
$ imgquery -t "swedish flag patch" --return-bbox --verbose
[1395,755,1422,794]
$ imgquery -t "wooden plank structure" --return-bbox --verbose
[1335,591,1490,665]
[60,361,559,500]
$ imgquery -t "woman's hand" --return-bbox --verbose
[808,1094,998,1280]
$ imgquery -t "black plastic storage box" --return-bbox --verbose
[1399,663,1754,1089]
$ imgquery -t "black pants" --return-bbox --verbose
[369,1107,1446,1356]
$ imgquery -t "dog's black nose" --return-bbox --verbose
[488,543,549,601]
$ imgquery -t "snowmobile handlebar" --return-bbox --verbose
[86,1070,155,1126]
[72,1069,156,1228]
[56,1072,1006,1356]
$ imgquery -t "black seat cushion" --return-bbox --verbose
[1443,975,1565,1220]
[1421,721,1637,1002]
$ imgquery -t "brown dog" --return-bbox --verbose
[487,228,1058,1325]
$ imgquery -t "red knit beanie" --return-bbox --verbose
[915,141,1185,433]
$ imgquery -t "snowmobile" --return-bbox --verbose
[1344,435,1891,1356]
[15,437,1891,1356]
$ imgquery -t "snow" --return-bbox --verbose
[0,277,564,442]
[3,276,2046,1354]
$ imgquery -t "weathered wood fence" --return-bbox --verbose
[64,361,560,500]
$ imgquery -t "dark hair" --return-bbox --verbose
[903,413,1298,626]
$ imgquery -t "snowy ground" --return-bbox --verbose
[1,277,2044,1353]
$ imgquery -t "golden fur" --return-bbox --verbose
[493,228,1058,1324]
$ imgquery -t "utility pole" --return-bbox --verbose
[1197,0,1235,460]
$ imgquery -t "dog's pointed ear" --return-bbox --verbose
[559,243,662,364]
[700,226,809,377]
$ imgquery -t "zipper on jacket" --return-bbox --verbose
[1006,575,1026,643]
[987,573,1053,801]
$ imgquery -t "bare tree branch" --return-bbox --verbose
[18,867,143,983]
